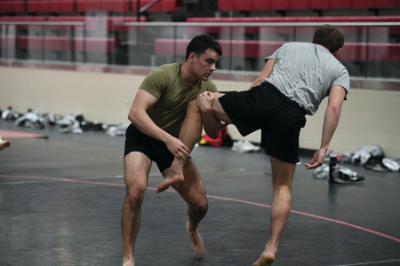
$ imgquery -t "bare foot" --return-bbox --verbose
[157,159,185,193]
[252,252,274,266]
[186,222,205,256]
[156,175,184,193]
[122,256,134,266]
[0,139,10,151]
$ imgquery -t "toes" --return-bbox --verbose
[156,183,170,193]
[156,177,182,193]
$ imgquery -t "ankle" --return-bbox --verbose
[175,158,186,167]
[123,254,134,260]
[170,159,184,172]
[186,221,197,232]
[122,256,135,266]
[264,242,278,254]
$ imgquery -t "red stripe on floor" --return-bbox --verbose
[0,174,399,244]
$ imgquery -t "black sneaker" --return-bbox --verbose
[329,156,365,184]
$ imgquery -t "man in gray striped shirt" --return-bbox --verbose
[161,25,349,266]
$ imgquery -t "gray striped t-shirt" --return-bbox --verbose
[265,42,350,115]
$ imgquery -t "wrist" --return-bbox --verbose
[160,131,172,143]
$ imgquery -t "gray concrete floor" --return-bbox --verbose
[0,121,399,266]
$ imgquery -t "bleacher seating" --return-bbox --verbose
[218,0,400,13]
[0,0,177,15]
[252,0,269,12]
[0,1,398,71]
[137,0,177,13]
[0,35,118,53]
[187,16,400,23]
[47,16,147,33]
[1,15,399,60]
[0,15,147,33]
[289,0,310,11]
[0,16,118,54]
[27,0,75,14]
[47,16,118,32]
[0,16,47,31]
[153,38,400,63]
[76,0,130,14]
[352,0,373,9]
[186,16,400,43]
[269,0,290,11]
[331,0,353,10]
[17,36,117,53]
[339,42,400,62]
[0,0,25,14]
[373,0,399,9]
[0,16,46,22]
[308,0,329,10]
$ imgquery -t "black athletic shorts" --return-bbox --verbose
[219,81,307,164]
[124,124,174,172]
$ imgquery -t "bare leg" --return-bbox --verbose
[253,157,295,266]
[122,152,152,266]
[197,92,231,138]
[157,93,231,193]
[157,100,204,193]
[173,159,208,256]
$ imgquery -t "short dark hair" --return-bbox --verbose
[312,25,344,53]
[185,34,222,60]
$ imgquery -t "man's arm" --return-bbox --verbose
[305,86,347,169]
[128,90,189,159]
[251,59,275,87]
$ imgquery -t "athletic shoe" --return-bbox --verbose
[382,158,400,172]
[313,164,329,179]
[330,165,365,184]
[231,140,261,153]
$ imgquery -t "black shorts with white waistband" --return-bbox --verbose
[124,124,174,172]
[219,81,307,164]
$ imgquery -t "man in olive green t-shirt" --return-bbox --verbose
[122,35,222,266]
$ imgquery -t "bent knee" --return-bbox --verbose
[192,198,208,215]
[196,92,218,111]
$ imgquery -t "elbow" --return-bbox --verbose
[127,113,134,123]
[328,105,342,116]
[331,105,341,113]
[128,109,139,124]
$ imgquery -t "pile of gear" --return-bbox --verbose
[199,128,261,153]
[350,145,400,172]
[313,155,366,184]
[313,145,400,184]
[0,106,127,137]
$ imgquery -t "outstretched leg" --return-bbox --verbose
[253,156,295,266]
[122,152,152,266]
[157,100,204,193]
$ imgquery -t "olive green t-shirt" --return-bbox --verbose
[139,63,218,137]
